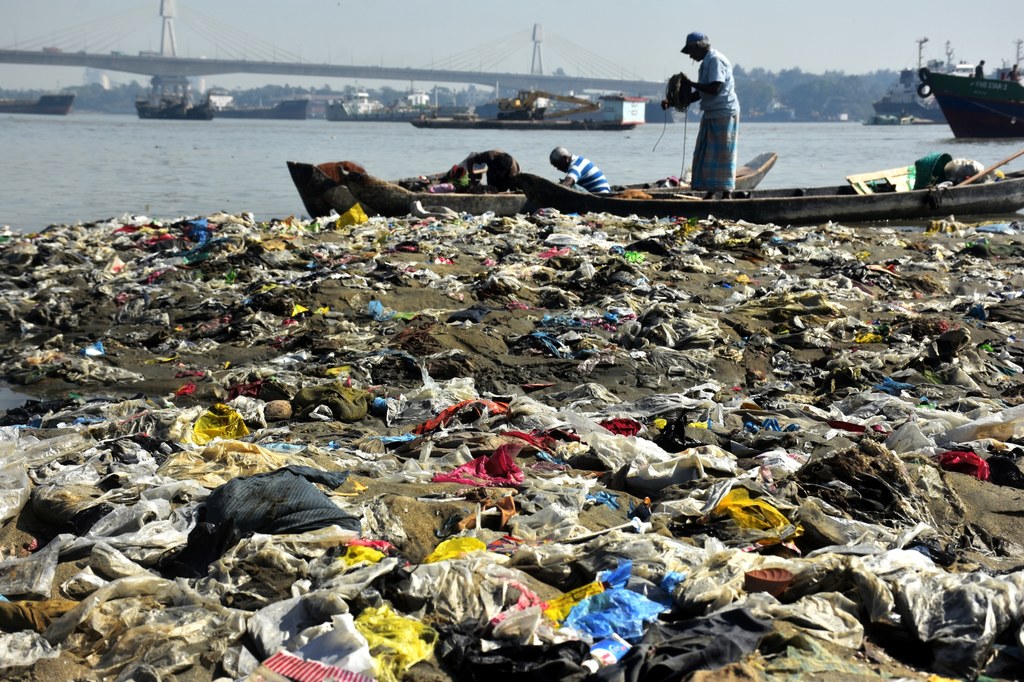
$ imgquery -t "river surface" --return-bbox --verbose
[3,112,1023,232]
[1,112,1023,409]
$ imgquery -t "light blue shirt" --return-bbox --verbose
[697,48,739,118]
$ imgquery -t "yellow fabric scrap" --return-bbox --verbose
[290,303,309,317]
[543,581,604,623]
[424,536,487,563]
[855,332,884,344]
[355,604,437,682]
[189,403,249,445]
[325,366,351,377]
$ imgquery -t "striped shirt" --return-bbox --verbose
[567,155,610,193]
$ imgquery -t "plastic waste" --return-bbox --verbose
[354,604,437,682]
[581,632,632,673]
[189,403,250,445]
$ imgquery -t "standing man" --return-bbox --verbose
[548,147,611,193]
[975,60,986,79]
[662,31,740,196]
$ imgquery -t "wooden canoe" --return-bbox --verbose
[287,152,778,219]
[614,152,778,193]
[515,169,1024,225]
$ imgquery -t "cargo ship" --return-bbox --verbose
[208,92,311,120]
[410,92,646,131]
[0,93,75,115]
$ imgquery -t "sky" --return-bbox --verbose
[1,0,1023,91]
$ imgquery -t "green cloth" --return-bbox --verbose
[291,384,370,422]
[913,152,953,190]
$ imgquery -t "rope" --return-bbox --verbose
[681,111,689,181]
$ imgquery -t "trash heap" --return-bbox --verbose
[1,208,1024,682]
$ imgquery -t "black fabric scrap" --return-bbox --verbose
[447,305,492,324]
[162,465,358,577]
[436,632,589,681]
[592,608,772,682]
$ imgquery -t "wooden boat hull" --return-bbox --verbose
[287,161,360,219]
[920,71,1024,138]
[515,170,1024,225]
[287,153,778,219]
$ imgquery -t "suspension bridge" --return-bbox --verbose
[0,1,665,98]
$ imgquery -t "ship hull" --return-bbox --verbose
[214,99,310,120]
[0,93,75,115]
[922,71,1024,138]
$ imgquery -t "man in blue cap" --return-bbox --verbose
[662,31,740,196]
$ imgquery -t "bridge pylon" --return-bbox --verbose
[530,24,544,76]
[160,0,178,57]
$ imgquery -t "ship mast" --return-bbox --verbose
[917,37,929,69]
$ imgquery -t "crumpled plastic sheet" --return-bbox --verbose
[0,456,29,525]
[885,562,1024,677]
[0,631,61,669]
[0,539,60,599]
[402,555,542,627]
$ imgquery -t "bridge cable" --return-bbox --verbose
[177,4,307,63]
[3,5,152,52]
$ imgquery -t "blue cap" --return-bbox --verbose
[682,31,708,54]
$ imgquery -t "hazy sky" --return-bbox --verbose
[2,0,1023,91]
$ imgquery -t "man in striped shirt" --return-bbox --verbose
[549,147,611,193]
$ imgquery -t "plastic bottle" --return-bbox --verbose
[581,633,631,673]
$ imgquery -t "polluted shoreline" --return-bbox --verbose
[1,208,1024,681]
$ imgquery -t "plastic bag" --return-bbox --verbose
[712,488,803,546]
[354,604,437,682]
[335,202,368,228]
[424,537,488,563]
[0,459,29,525]
[189,403,250,445]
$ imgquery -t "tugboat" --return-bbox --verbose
[135,75,213,121]
[871,38,973,124]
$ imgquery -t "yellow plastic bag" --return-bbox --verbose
[424,536,487,563]
[339,545,386,567]
[335,202,368,228]
[355,604,437,682]
[543,581,604,623]
[711,487,803,544]
[190,403,249,445]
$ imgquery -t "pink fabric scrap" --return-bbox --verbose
[432,443,525,487]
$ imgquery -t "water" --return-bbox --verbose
[3,112,1023,231]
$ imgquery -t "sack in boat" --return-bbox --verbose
[944,158,986,184]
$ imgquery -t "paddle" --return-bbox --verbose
[956,147,1024,186]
